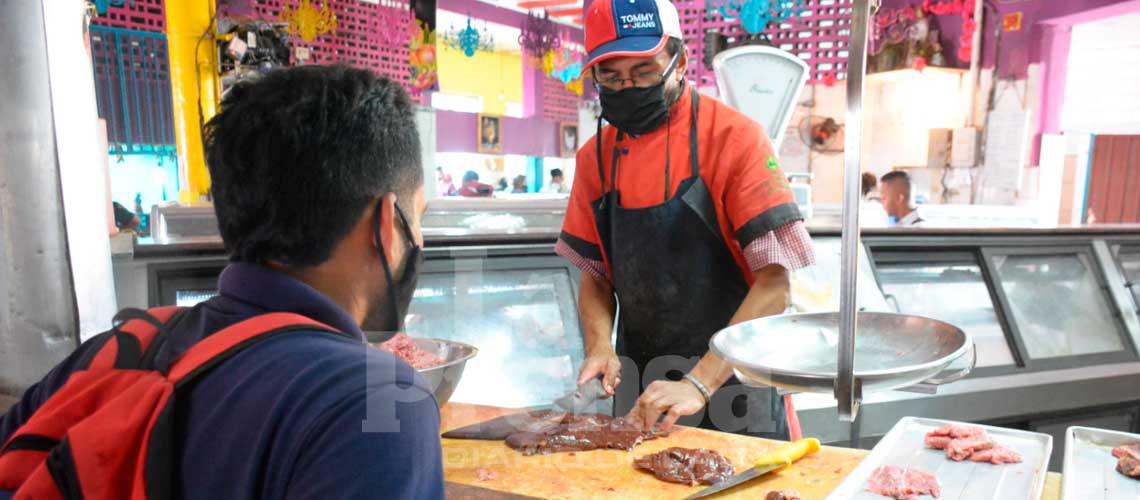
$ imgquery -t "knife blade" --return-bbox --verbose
[552,378,607,414]
[441,410,565,440]
[683,438,821,499]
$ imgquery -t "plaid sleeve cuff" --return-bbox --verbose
[743,220,816,272]
[556,238,608,282]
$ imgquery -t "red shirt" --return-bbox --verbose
[558,86,805,286]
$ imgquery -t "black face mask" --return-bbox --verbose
[363,202,423,337]
[596,53,681,136]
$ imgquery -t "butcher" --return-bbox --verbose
[557,0,815,440]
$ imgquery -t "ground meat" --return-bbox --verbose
[865,466,941,499]
[633,448,735,486]
[374,333,447,369]
[505,413,668,456]
[1112,443,1140,478]
[967,445,1023,464]
[475,468,498,481]
[765,490,803,500]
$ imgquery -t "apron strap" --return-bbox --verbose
[689,89,700,179]
[595,117,606,190]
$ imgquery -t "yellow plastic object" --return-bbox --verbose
[752,438,822,470]
[165,0,219,200]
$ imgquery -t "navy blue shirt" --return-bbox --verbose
[0,263,444,499]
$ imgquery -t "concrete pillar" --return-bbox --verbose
[0,0,81,395]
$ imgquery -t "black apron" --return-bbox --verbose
[591,92,788,439]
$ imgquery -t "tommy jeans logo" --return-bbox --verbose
[619,12,657,29]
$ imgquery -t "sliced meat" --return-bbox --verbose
[924,435,952,450]
[967,445,1023,464]
[926,424,995,461]
[633,448,735,486]
[505,413,667,455]
[1113,442,1140,478]
[946,436,995,461]
[865,465,941,499]
[765,490,802,500]
[1112,442,1140,460]
[1117,454,1140,478]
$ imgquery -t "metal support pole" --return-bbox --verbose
[836,0,875,422]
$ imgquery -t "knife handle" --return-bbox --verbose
[753,438,821,469]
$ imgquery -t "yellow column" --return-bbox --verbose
[165,0,218,202]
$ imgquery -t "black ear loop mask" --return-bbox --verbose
[371,201,424,335]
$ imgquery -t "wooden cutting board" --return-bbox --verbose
[441,403,865,499]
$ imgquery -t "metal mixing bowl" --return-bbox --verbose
[710,311,974,394]
[411,338,477,406]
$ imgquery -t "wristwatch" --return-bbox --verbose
[682,373,712,406]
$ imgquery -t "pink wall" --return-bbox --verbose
[435,110,561,157]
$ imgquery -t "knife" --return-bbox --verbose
[552,378,607,414]
[683,438,821,499]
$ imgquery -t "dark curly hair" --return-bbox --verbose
[204,64,422,267]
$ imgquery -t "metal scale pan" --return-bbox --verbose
[709,0,975,420]
[710,311,975,394]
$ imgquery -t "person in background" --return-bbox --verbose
[0,65,444,499]
[860,172,889,227]
[436,167,457,197]
[545,168,570,194]
[497,177,509,192]
[458,170,493,197]
[512,175,528,193]
[880,170,924,226]
[112,201,140,231]
[559,0,815,440]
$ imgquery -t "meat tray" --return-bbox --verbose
[1061,426,1140,500]
[827,417,1052,500]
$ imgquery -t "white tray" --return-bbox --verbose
[828,417,1052,500]
[1062,426,1140,500]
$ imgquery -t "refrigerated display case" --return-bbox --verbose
[873,251,1017,370]
[111,208,1140,471]
[406,250,586,408]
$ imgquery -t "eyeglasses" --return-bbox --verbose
[592,51,680,90]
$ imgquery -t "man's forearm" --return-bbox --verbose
[689,264,791,392]
[579,271,617,355]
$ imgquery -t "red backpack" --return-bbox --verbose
[0,307,340,499]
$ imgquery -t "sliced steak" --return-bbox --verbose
[865,465,941,499]
[1113,442,1140,478]
[1112,443,1140,460]
[633,448,735,486]
[946,436,995,461]
[967,445,1023,464]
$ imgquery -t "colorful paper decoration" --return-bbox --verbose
[282,0,337,42]
[704,0,805,35]
[408,19,437,93]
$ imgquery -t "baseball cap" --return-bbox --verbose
[583,0,683,71]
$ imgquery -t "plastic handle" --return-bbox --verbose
[753,438,821,469]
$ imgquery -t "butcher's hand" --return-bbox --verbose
[628,380,705,432]
[578,347,621,396]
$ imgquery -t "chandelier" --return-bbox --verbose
[705,0,805,34]
[442,16,495,57]
[519,11,561,61]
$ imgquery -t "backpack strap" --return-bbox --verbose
[86,307,184,371]
[166,312,344,386]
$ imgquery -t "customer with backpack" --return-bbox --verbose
[0,65,443,499]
